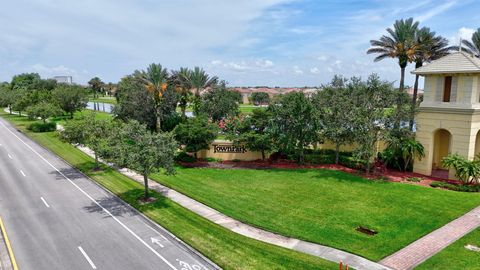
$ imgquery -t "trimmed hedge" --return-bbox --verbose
[430,181,480,192]
[26,122,56,132]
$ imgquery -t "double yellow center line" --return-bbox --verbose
[0,216,19,270]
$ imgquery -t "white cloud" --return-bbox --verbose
[293,65,303,75]
[310,67,320,74]
[255,59,274,68]
[29,64,79,78]
[416,0,457,22]
[317,55,328,61]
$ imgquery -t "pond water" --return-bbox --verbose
[86,102,114,113]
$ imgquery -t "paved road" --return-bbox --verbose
[0,117,218,270]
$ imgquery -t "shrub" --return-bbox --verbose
[339,156,368,170]
[26,121,56,132]
[442,154,480,185]
[405,177,422,182]
[204,157,222,162]
[430,181,480,192]
[175,151,196,163]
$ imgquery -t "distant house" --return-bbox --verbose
[231,87,320,104]
[53,76,73,84]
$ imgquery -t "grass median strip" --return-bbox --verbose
[0,111,338,270]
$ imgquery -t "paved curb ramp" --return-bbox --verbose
[0,217,16,270]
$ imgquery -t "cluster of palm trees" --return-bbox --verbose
[138,63,218,132]
[368,18,480,130]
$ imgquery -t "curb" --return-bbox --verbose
[0,216,18,270]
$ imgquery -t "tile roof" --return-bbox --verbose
[412,52,480,75]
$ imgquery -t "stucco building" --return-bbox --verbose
[413,51,480,179]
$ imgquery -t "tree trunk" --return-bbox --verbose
[261,149,265,160]
[335,143,340,164]
[70,111,74,119]
[181,105,186,118]
[409,73,420,131]
[8,106,12,114]
[143,174,149,199]
[94,153,99,169]
[155,107,162,132]
[394,66,406,130]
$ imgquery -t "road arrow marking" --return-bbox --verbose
[151,237,165,248]
[20,170,26,177]
[7,154,12,159]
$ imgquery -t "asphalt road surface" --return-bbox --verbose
[0,117,218,270]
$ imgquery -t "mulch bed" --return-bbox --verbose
[178,159,463,189]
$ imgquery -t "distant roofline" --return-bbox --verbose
[412,51,480,75]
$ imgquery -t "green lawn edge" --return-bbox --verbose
[0,111,338,270]
[415,228,480,270]
[150,167,480,261]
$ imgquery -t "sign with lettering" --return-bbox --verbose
[213,144,247,153]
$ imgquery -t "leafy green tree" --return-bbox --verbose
[110,121,177,199]
[171,67,193,118]
[52,84,88,118]
[0,83,14,114]
[442,154,480,185]
[114,74,156,130]
[11,73,41,90]
[229,109,273,160]
[88,77,105,98]
[137,63,170,132]
[187,67,218,115]
[26,102,62,123]
[11,88,30,116]
[350,74,398,173]
[312,76,355,164]
[250,92,270,105]
[269,92,317,163]
[410,27,450,129]
[60,113,114,169]
[174,117,218,158]
[199,83,239,122]
[367,18,418,127]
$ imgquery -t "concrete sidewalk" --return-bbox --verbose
[77,146,391,270]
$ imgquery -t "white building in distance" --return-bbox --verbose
[53,76,73,84]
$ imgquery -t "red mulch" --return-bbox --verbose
[178,159,463,189]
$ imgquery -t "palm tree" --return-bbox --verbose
[408,27,450,130]
[187,67,218,115]
[137,63,169,132]
[88,77,104,99]
[367,18,418,127]
[451,28,480,57]
[171,67,192,118]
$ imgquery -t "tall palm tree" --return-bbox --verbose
[187,67,218,115]
[171,67,192,118]
[451,28,480,57]
[367,18,418,128]
[408,27,450,130]
[138,63,169,132]
[88,77,104,99]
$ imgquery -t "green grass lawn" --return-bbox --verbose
[239,104,265,114]
[89,95,117,104]
[416,228,480,269]
[0,111,337,270]
[51,109,113,125]
[151,167,480,261]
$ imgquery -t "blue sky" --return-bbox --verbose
[1,0,479,87]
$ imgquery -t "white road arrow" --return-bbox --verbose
[151,237,165,248]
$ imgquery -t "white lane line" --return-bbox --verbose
[40,197,50,208]
[20,170,26,177]
[0,121,178,270]
[7,153,12,159]
[78,246,97,269]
